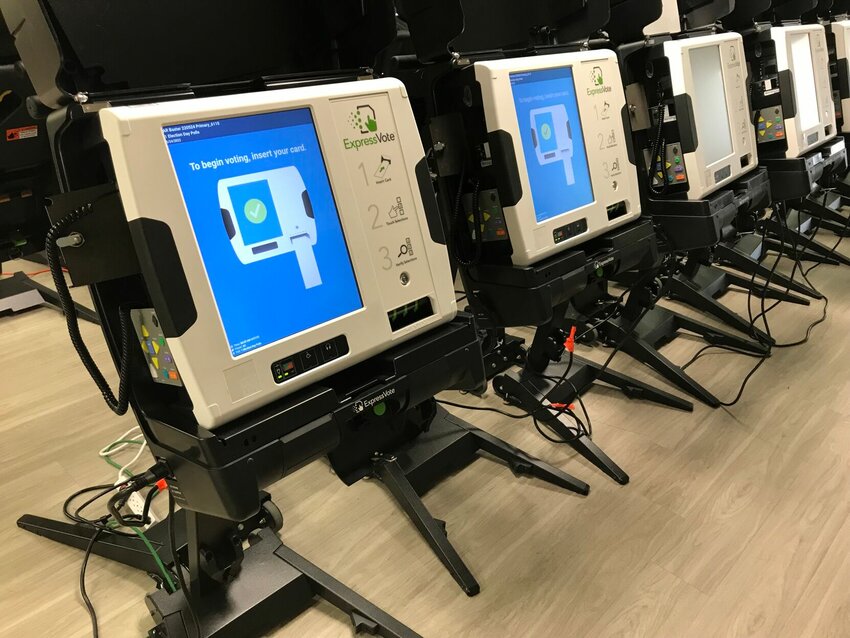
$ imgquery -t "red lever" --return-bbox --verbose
[564,326,577,353]
[549,402,576,411]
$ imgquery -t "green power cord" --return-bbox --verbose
[101,442,176,592]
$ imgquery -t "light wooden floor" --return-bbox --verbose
[1,246,849,638]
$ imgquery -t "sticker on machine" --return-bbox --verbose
[6,125,38,141]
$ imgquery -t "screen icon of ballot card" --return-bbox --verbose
[529,105,575,185]
[218,167,322,289]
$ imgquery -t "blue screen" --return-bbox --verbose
[164,108,363,357]
[510,67,594,223]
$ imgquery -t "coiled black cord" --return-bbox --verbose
[45,203,132,415]
[647,93,669,197]
[452,171,484,267]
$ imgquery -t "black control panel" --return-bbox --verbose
[463,188,509,242]
[553,218,588,244]
[271,335,350,384]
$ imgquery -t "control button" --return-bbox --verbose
[300,348,320,371]
[272,363,283,381]
[674,157,681,164]
[676,174,686,182]
[319,340,339,363]
[168,370,178,380]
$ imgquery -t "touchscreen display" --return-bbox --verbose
[789,33,821,131]
[510,67,594,223]
[689,45,734,165]
[164,108,362,357]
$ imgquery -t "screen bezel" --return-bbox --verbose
[773,24,836,158]
[508,66,596,226]
[678,40,738,181]
[665,33,758,200]
[100,78,458,428]
[162,106,364,359]
[474,50,643,267]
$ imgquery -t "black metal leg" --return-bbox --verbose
[372,455,480,596]
[468,425,592,494]
[762,238,840,264]
[566,434,630,485]
[668,274,773,344]
[811,217,850,237]
[617,333,721,408]
[715,242,822,299]
[29,277,101,324]
[19,510,421,637]
[590,359,694,411]
[721,271,810,306]
[763,219,850,266]
[0,272,100,324]
[17,514,172,573]
[276,543,424,638]
[671,311,768,354]
[798,197,850,227]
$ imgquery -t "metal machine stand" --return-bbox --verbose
[592,283,768,408]
[762,215,849,266]
[461,222,693,485]
[667,267,773,343]
[0,269,100,323]
[715,235,821,299]
[487,288,693,485]
[330,400,589,597]
[491,358,690,485]
[18,499,418,638]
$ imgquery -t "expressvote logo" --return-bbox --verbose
[352,387,397,414]
[343,103,396,151]
[587,66,612,96]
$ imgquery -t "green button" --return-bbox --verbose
[373,402,387,416]
[675,157,681,164]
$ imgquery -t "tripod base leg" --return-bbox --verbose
[491,370,632,485]
[366,406,588,595]
[0,272,100,324]
[372,456,480,596]
[668,274,773,344]
[18,514,420,638]
[715,241,822,299]
[763,220,850,266]
[619,332,721,408]
[147,529,422,638]
[721,271,810,306]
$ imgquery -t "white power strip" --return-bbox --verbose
[127,489,158,527]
